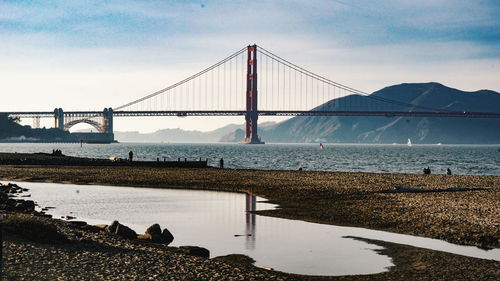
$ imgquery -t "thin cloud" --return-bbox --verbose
[0,0,498,132]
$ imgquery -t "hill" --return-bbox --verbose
[222,82,500,144]
[0,114,75,142]
[114,124,242,143]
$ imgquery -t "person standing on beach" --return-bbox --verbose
[219,158,224,169]
[128,151,134,162]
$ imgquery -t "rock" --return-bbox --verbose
[115,223,137,239]
[106,220,120,233]
[179,246,210,258]
[145,223,163,242]
[7,183,20,188]
[69,221,87,227]
[146,223,162,236]
[14,202,25,211]
[139,224,174,244]
[13,200,35,212]
[161,228,174,245]
[33,212,53,219]
[105,221,137,239]
[212,254,255,266]
[24,200,35,211]
[7,199,17,207]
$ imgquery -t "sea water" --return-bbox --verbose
[0,142,499,175]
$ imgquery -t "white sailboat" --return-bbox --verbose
[407,138,412,147]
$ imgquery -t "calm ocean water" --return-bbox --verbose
[0,142,499,175]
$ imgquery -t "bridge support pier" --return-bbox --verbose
[243,44,264,144]
[54,108,64,130]
[103,108,114,134]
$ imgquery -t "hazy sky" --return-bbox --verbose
[1,0,499,132]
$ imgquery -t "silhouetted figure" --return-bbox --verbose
[297,167,303,171]
[219,158,224,169]
[128,151,134,162]
[423,167,431,175]
[446,168,452,175]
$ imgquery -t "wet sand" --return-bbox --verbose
[1,161,499,280]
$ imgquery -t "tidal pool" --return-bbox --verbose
[12,181,500,276]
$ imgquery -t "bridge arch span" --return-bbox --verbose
[64,119,106,133]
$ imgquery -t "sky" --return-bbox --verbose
[1,0,499,132]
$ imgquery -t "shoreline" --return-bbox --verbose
[1,165,498,249]
[2,181,499,280]
[1,155,499,279]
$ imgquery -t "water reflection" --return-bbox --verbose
[245,194,256,250]
[16,181,500,276]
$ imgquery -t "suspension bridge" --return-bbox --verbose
[3,44,500,144]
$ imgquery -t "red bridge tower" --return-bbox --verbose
[243,44,264,144]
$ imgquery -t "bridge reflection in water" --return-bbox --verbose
[24,182,437,276]
[245,194,257,250]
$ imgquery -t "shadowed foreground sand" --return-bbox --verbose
[1,163,499,280]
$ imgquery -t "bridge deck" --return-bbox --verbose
[3,110,500,118]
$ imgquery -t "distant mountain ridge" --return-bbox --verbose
[114,124,242,143]
[115,122,277,143]
[222,82,500,144]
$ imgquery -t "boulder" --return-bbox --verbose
[106,220,120,233]
[115,223,137,239]
[14,202,25,211]
[179,246,210,258]
[146,223,162,236]
[7,183,20,189]
[7,199,17,207]
[161,228,174,245]
[13,200,35,212]
[146,223,163,242]
[24,200,35,212]
[105,221,137,239]
[139,224,174,244]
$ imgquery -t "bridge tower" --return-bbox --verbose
[103,107,113,134]
[243,44,264,144]
[54,108,64,130]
